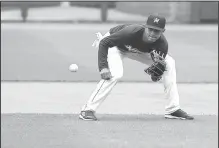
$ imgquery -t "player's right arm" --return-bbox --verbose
[98,25,142,73]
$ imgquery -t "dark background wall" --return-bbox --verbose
[1,2,218,23]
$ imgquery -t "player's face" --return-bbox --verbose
[145,27,164,42]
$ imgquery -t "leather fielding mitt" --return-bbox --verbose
[144,50,167,82]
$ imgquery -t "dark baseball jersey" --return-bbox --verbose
[98,24,168,71]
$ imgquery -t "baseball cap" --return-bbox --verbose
[145,14,166,31]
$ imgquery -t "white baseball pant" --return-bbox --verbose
[82,32,180,114]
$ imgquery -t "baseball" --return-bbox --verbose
[69,64,78,72]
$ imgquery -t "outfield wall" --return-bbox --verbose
[1,24,218,83]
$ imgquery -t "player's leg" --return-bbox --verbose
[81,47,123,110]
[80,33,124,120]
[126,53,194,120]
[80,47,124,120]
[162,55,194,120]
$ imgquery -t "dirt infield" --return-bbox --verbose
[1,82,218,148]
[1,114,218,148]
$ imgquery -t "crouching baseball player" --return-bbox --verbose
[79,14,194,121]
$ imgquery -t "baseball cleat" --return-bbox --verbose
[79,110,97,121]
[165,109,194,120]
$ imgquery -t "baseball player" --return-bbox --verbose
[79,14,194,121]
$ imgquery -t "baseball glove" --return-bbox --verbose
[144,50,167,82]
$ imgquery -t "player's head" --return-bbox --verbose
[144,14,166,42]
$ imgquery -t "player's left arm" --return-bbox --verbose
[145,38,168,82]
[152,36,168,60]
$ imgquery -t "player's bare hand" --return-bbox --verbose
[100,68,112,80]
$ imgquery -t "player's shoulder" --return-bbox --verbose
[153,34,168,52]
[158,34,168,46]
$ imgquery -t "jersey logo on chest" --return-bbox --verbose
[125,45,143,54]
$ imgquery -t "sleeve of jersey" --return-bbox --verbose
[98,28,135,72]
[157,37,168,59]
[162,43,168,58]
